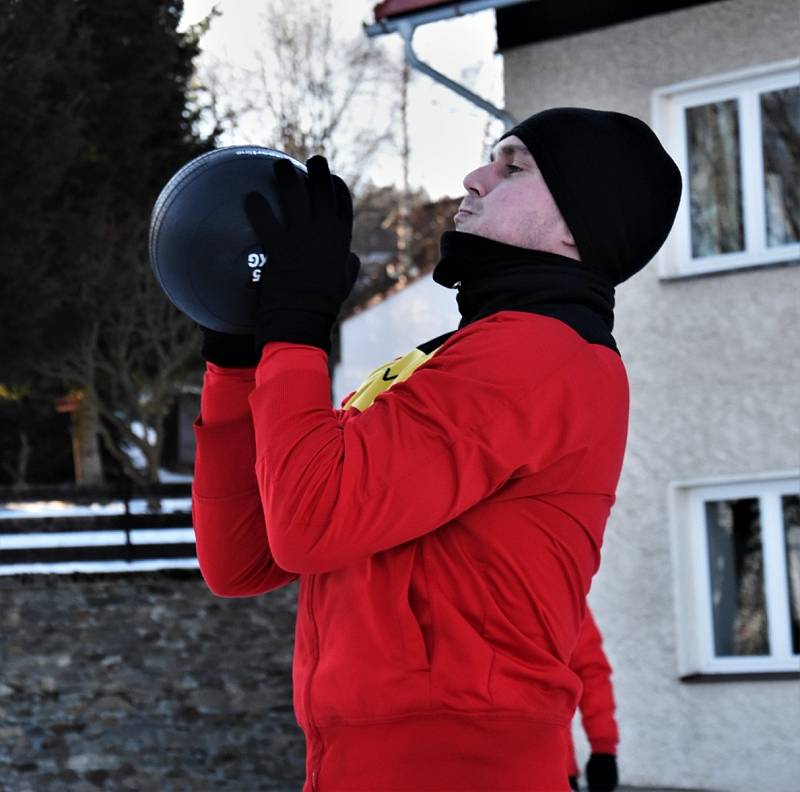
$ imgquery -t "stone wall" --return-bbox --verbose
[0,571,306,791]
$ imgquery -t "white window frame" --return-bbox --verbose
[652,60,800,279]
[668,470,800,676]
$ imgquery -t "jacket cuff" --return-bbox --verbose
[588,738,618,755]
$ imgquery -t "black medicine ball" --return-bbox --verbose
[149,145,307,334]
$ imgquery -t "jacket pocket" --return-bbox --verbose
[399,541,433,671]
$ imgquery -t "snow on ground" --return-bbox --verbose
[120,428,191,483]
[158,469,193,483]
[0,497,192,519]
[0,528,194,549]
[0,558,199,576]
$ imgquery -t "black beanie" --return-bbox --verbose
[501,107,682,285]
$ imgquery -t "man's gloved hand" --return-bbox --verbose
[199,327,260,368]
[244,155,360,355]
[585,753,618,792]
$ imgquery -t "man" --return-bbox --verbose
[192,107,681,791]
[566,609,620,792]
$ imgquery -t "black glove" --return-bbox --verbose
[244,155,360,354]
[199,327,260,368]
[585,753,618,792]
[568,775,579,791]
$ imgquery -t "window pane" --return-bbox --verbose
[784,494,800,655]
[686,100,745,258]
[705,498,769,656]
[761,86,800,246]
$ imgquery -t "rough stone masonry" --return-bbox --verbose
[0,570,306,791]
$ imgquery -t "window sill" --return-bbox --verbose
[658,256,799,282]
[680,670,800,683]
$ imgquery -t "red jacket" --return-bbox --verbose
[565,608,620,777]
[192,311,629,791]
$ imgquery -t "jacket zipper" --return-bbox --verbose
[305,574,323,790]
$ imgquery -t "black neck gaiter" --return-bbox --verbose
[432,231,619,354]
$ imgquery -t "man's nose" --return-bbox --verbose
[463,163,495,196]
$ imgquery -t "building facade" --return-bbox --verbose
[499,2,799,789]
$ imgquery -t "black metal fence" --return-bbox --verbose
[0,482,196,574]
[0,480,192,504]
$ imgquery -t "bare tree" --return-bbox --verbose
[92,238,199,488]
[39,207,201,489]
[396,60,415,277]
[194,55,243,139]
[213,0,397,194]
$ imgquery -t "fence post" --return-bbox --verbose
[122,478,133,562]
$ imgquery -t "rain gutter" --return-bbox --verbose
[364,0,529,130]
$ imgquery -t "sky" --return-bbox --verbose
[179,0,507,200]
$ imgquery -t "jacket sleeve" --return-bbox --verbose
[570,608,620,755]
[192,362,299,597]
[248,316,593,574]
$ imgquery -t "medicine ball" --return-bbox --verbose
[148,145,307,334]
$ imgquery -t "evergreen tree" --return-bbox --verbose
[0,0,215,485]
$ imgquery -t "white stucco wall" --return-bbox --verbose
[502,1,800,790]
[333,275,460,406]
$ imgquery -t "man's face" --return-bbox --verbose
[454,135,579,259]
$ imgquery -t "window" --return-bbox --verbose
[653,61,800,277]
[669,472,800,676]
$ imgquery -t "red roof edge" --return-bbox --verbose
[373,0,459,22]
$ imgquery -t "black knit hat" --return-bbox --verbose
[501,107,682,285]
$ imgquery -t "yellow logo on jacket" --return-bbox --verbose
[343,345,442,412]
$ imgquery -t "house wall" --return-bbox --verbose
[333,274,461,406]
[502,1,800,790]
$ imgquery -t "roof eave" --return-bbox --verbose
[364,0,528,37]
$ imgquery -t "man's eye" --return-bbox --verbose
[505,164,522,174]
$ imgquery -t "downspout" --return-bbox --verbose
[365,0,527,131]
[395,20,516,130]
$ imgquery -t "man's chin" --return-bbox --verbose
[454,214,477,232]
[453,217,490,240]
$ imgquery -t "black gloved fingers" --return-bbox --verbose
[246,154,355,354]
[255,309,335,355]
[244,191,282,240]
[199,326,260,368]
[273,157,311,228]
[306,155,337,218]
[332,174,353,224]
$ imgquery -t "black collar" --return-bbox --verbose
[431,231,618,355]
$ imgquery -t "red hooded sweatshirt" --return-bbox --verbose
[192,311,629,791]
[565,608,620,778]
